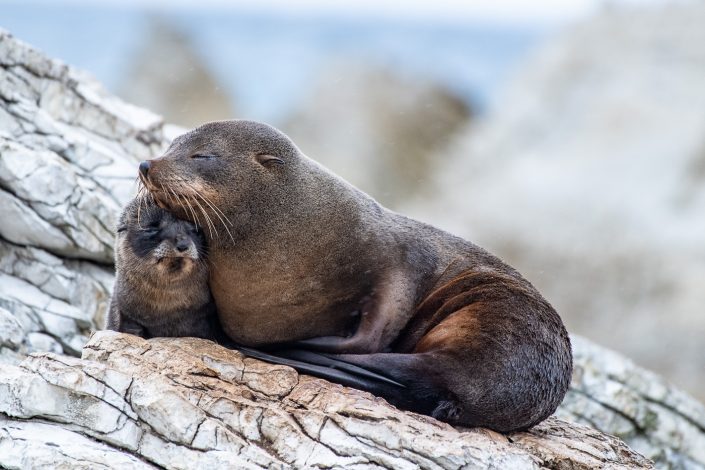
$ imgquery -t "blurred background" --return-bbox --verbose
[2,0,703,401]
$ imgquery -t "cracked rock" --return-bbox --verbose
[0,28,168,366]
[0,332,652,469]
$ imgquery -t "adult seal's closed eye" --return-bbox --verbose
[139,119,573,433]
[106,195,223,341]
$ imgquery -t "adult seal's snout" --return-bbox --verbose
[139,160,151,178]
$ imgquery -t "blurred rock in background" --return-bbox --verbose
[119,16,235,127]
[283,63,471,208]
[406,2,705,401]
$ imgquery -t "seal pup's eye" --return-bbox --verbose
[191,154,218,160]
[256,154,284,167]
[142,221,161,234]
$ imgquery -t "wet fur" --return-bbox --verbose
[140,120,573,433]
[106,196,223,340]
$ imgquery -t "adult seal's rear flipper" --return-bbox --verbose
[234,346,406,393]
[265,348,405,387]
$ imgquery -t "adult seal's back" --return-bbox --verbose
[139,120,572,432]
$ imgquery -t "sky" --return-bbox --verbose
[3,0,672,25]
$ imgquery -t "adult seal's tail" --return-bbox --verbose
[138,119,572,432]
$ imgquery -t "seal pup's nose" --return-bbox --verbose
[139,161,151,178]
[175,238,190,253]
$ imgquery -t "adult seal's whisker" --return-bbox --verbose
[188,191,217,240]
[192,191,236,243]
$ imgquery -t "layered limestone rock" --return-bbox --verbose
[0,331,652,469]
[562,337,705,469]
[0,27,703,469]
[0,28,171,362]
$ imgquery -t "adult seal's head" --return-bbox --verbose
[139,119,379,346]
[138,120,308,247]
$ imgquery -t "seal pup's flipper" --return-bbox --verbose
[234,346,405,390]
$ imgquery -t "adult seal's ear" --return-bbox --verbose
[255,154,284,167]
[139,119,573,434]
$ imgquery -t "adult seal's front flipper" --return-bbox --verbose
[233,345,406,392]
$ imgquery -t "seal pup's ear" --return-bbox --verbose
[255,154,284,167]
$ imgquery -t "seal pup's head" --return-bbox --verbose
[117,196,206,281]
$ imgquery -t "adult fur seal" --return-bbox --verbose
[106,195,222,340]
[138,120,572,432]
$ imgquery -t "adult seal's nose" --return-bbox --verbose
[139,161,151,178]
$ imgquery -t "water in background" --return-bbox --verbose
[0,2,545,122]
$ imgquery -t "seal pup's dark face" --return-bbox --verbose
[137,120,300,243]
[117,197,205,279]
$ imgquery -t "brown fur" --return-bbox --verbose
[106,195,223,341]
[138,120,573,432]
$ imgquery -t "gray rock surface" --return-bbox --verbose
[0,331,652,469]
[0,28,170,360]
[562,337,705,469]
[0,26,702,469]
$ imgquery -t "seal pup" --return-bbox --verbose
[106,195,222,340]
[138,120,572,432]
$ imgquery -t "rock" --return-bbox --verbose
[283,62,471,209]
[406,2,705,407]
[0,28,170,361]
[0,28,167,264]
[0,416,156,469]
[0,331,652,469]
[560,336,705,469]
[118,16,236,128]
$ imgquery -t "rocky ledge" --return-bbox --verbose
[0,331,651,469]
